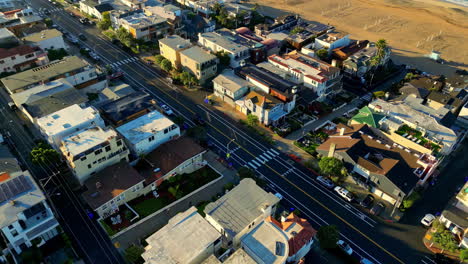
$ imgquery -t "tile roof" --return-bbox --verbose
[0,45,40,60]
[351,106,385,128]
[244,90,282,110]
[82,161,145,209]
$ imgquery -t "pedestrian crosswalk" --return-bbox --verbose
[109,57,139,68]
[246,149,279,170]
[35,8,63,16]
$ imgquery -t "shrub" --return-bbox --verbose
[401,191,421,209]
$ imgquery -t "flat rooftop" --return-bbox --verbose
[0,144,21,175]
[100,91,153,125]
[1,56,89,93]
[121,12,166,29]
[36,105,101,136]
[199,31,249,54]
[116,110,176,145]
[142,206,221,264]
[61,126,117,157]
[317,30,348,43]
[10,78,74,107]
[24,88,87,119]
[22,29,62,43]
[180,46,217,63]
[158,35,191,50]
[213,70,249,93]
[236,65,296,94]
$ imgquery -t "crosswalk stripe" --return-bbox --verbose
[260,154,270,162]
[270,148,279,155]
[251,159,261,167]
[256,157,266,164]
[263,151,275,159]
[247,162,257,169]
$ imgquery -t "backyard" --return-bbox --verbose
[295,129,330,156]
[100,166,221,235]
[395,125,441,153]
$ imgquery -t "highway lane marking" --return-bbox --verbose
[63,18,401,263]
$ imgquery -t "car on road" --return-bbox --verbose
[337,240,353,255]
[109,71,124,80]
[69,12,76,17]
[193,115,206,126]
[360,194,375,208]
[370,202,385,216]
[334,186,354,202]
[360,258,374,264]
[274,193,283,200]
[160,104,173,115]
[78,34,86,41]
[316,176,335,189]
[421,214,436,227]
[44,9,50,15]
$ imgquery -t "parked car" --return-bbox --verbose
[193,115,206,126]
[160,104,173,115]
[370,202,385,216]
[316,176,335,189]
[360,194,375,208]
[360,258,374,264]
[334,186,354,202]
[337,240,353,255]
[78,34,87,41]
[421,214,436,227]
[109,71,124,80]
[79,18,89,25]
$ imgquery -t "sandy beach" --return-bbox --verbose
[251,0,468,76]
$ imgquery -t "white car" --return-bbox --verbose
[334,186,354,202]
[161,104,173,115]
[337,240,353,255]
[316,176,335,189]
[421,214,436,227]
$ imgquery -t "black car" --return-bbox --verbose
[360,194,375,208]
[370,202,385,216]
[78,34,87,41]
[193,115,206,126]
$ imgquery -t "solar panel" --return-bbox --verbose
[0,175,32,204]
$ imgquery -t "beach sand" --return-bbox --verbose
[251,0,468,75]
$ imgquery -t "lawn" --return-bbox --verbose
[132,197,170,218]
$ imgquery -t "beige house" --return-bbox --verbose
[179,46,218,84]
[82,161,146,219]
[60,126,130,184]
[158,35,191,69]
[236,90,287,126]
[213,70,250,106]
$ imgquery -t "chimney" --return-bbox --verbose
[328,143,336,157]
[339,127,345,136]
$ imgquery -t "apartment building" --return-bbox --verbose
[0,28,19,48]
[79,0,115,20]
[213,70,250,105]
[343,42,391,77]
[0,45,48,73]
[0,8,43,36]
[144,4,182,35]
[179,46,218,83]
[0,168,60,255]
[268,51,342,98]
[118,12,168,41]
[198,31,250,68]
[22,29,66,51]
[158,35,191,69]
[36,104,105,149]
[1,56,101,94]
[314,29,350,54]
[60,126,130,184]
[99,91,153,126]
[254,14,300,38]
[216,28,266,64]
[116,110,180,156]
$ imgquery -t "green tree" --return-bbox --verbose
[401,191,421,209]
[376,39,388,61]
[168,184,183,199]
[373,91,385,98]
[317,225,339,249]
[318,157,344,177]
[290,26,304,35]
[103,29,116,40]
[20,246,43,264]
[47,48,68,61]
[404,72,415,81]
[246,114,259,127]
[460,249,468,262]
[237,167,255,180]
[124,245,144,264]
[44,18,53,27]
[179,71,198,87]
[433,230,458,252]
[431,219,445,233]
[316,49,328,61]
[116,27,134,48]
[154,54,165,64]
[97,11,111,30]
[211,2,223,14]
[216,51,231,66]
[160,59,172,72]
[30,141,61,165]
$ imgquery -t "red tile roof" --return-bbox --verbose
[0,45,39,60]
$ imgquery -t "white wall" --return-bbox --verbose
[127,125,180,156]
[40,36,66,51]
[0,49,49,73]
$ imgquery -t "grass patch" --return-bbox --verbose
[133,197,169,218]
[100,220,118,236]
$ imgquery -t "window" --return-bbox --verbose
[25,53,34,59]
[80,156,87,161]
[88,164,92,169]
[0,60,4,64]
[148,135,155,142]
[8,225,13,229]
[164,128,168,134]
[117,140,122,146]
[11,230,18,237]
[95,149,102,155]
[11,56,15,60]
[93,161,97,164]
[105,146,111,152]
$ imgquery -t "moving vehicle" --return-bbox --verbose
[160,104,173,115]
[360,194,375,208]
[421,214,436,227]
[78,34,87,41]
[334,186,354,202]
[370,202,385,216]
[193,115,206,126]
[337,240,353,255]
[109,71,124,80]
[316,176,335,189]
[360,258,374,264]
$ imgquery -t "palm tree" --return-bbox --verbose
[375,39,388,63]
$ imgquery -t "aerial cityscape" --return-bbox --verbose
[0,0,466,263]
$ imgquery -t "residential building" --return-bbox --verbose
[36,104,105,149]
[137,136,206,188]
[213,70,250,105]
[79,0,115,20]
[402,96,456,128]
[254,14,300,38]
[350,106,386,128]
[204,178,280,247]
[216,28,266,64]
[182,12,215,39]
[236,90,288,126]
[142,206,222,264]
[445,73,468,92]
[316,123,438,206]
[368,99,459,155]
[0,144,21,178]
[202,249,256,264]
[100,83,135,101]
[0,0,19,9]
[82,161,145,218]
[60,126,130,184]
[235,27,280,57]
[118,12,168,41]
[268,51,342,98]
[440,181,468,248]
[99,91,154,126]
[332,40,370,66]
[120,0,146,10]
[116,110,180,156]
[286,19,332,50]
[426,91,466,116]
[236,65,297,113]
[314,29,350,54]
[22,29,66,51]
[398,82,431,100]
[459,101,468,126]
[144,4,183,35]
[0,28,19,48]
[224,2,252,25]
[343,42,390,77]
[0,8,43,36]
[0,44,49,73]
[1,56,101,94]
[0,170,60,255]
[158,35,191,69]
[179,46,218,83]
[198,30,250,68]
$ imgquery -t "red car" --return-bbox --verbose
[288,154,301,162]
[109,71,124,80]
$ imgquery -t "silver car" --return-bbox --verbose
[316,176,335,189]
